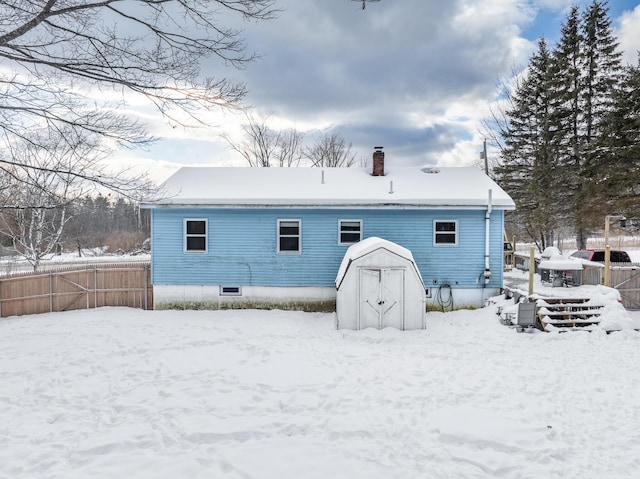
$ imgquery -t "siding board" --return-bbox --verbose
[151,208,505,289]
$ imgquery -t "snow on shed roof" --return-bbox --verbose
[142,166,515,209]
[335,237,424,289]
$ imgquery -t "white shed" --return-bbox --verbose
[335,237,427,330]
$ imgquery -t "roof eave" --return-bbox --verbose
[141,200,516,210]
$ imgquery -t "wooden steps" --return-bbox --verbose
[501,288,608,332]
[536,298,604,329]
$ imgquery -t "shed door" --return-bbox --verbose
[359,268,404,329]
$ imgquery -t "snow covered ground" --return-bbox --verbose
[1,245,640,477]
[2,300,640,478]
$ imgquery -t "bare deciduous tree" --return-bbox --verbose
[224,113,305,167]
[0,0,277,191]
[0,126,151,270]
[274,128,305,167]
[305,132,357,167]
[226,114,278,167]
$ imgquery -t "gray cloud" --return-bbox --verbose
[237,0,527,117]
[129,0,640,181]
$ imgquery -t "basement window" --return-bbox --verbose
[184,219,207,253]
[220,286,242,296]
[434,220,458,246]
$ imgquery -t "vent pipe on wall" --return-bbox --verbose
[484,189,493,285]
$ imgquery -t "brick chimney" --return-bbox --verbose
[372,146,384,176]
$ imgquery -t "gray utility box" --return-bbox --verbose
[516,301,538,332]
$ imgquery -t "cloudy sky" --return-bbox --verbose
[118,0,640,183]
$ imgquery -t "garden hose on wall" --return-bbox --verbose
[437,282,453,312]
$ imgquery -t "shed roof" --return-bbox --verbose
[335,237,424,289]
[142,166,515,210]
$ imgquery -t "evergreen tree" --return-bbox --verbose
[581,0,623,144]
[550,6,582,222]
[595,59,640,213]
[575,0,624,246]
[495,1,624,249]
[496,38,560,250]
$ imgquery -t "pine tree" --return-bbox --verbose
[550,6,582,215]
[595,59,640,213]
[575,0,624,246]
[495,1,625,249]
[581,0,623,144]
[496,38,560,250]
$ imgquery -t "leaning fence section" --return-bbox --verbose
[0,263,153,318]
[611,268,640,311]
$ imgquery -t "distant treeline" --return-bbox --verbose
[63,194,150,253]
[0,194,150,254]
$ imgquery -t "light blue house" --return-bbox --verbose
[141,149,515,311]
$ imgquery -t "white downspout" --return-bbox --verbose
[484,189,493,285]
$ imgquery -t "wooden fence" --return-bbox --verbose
[0,262,152,318]
[611,268,640,310]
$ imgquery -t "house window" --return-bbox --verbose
[434,220,458,246]
[184,219,207,252]
[278,219,301,253]
[339,220,362,245]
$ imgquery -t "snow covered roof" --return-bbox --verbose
[335,237,424,288]
[141,166,515,209]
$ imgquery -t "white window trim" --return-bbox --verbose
[184,218,208,253]
[433,219,458,247]
[338,219,363,245]
[277,218,302,254]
